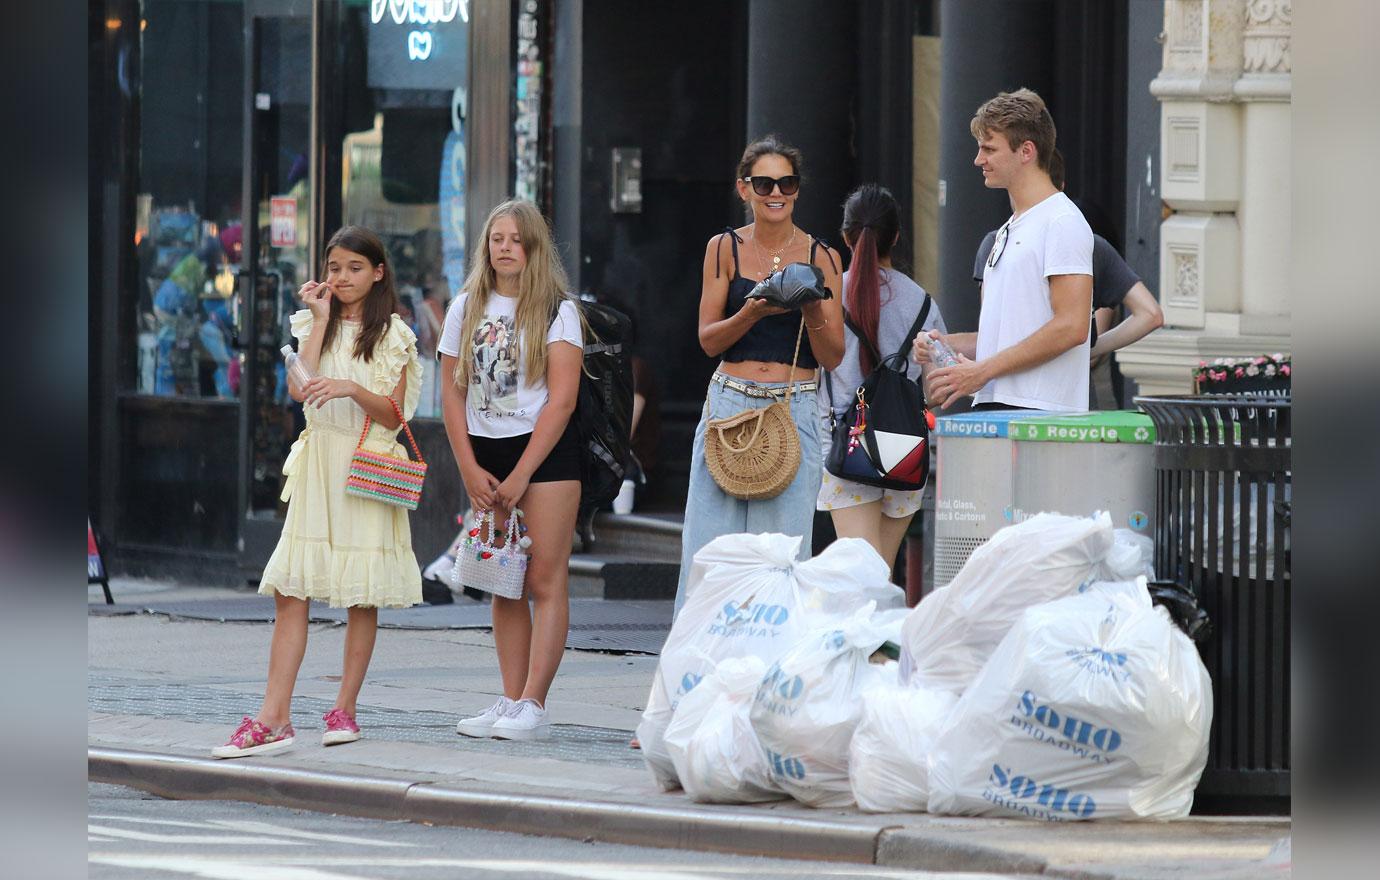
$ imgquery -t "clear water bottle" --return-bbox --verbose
[281,345,315,389]
[928,335,961,368]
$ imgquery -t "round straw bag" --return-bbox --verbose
[705,402,800,499]
[703,317,806,501]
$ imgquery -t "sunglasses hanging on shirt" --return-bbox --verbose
[987,218,1012,269]
[743,175,801,197]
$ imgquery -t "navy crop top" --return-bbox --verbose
[716,227,837,369]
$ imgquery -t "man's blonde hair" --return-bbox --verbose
[970,88,1057,173]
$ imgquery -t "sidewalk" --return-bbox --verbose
[88,580,1290,879]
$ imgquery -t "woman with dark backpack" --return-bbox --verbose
[818,184,946,571]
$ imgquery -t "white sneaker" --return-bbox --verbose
[455,696,516,738]
[612,479,635,514]
[490,698,550,741]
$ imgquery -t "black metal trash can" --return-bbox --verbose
[1135,395,1290,814]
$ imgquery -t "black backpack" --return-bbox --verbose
[563,299,636,514]
[824,298,934,491]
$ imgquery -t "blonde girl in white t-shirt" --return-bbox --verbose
[438,199,585,741]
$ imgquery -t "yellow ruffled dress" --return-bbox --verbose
[258,310,424,608]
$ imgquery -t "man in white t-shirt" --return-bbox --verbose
[916,88,1093,413]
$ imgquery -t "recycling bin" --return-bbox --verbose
[1007,410,1157,537]
[931,410,1049,589]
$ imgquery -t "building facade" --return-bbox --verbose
[90,0,1287,581]
[1117,0,1293,394]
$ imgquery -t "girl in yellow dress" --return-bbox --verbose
[213,226,422,758]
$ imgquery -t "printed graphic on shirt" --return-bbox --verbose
[470,317,522,418]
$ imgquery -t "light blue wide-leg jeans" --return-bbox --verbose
[673,377,822,617]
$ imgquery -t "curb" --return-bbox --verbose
[89,747,875,863]
[88,746,1050,874]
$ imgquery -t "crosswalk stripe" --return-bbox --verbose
[87,814,412,848]
[89,854,959,879]
[88,855,370,880]
[87,825,306,846]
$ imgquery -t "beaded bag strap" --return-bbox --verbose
[355,397,426,464]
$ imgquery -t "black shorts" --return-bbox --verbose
[469,423,581,483]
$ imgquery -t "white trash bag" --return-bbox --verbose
[927,578,1213,821]
[1099,529,1154,581]
[664,655,782,804]
[900,511,1114,693]
[638,533,894,790]
[793,538,907,618]
[848,682,958,813]
[749,606,896,808]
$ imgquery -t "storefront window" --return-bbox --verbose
[134,0,247,400]
[335,0,471,418]
[514,0,544,203]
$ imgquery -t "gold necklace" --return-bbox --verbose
[751,225,796,276]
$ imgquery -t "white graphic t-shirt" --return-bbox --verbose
[438,292,583,438]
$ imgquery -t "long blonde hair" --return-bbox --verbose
[452,199,581,390]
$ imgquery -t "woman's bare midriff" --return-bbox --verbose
[717,359,817,383]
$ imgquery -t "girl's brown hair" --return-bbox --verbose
[319,225,398,362]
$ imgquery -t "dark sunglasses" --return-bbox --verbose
[987,218,1012,269]
[742,175,801,197]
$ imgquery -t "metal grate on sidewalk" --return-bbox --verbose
[90,597,673,655]
[88,674,645,770]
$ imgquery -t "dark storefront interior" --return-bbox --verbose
[92,0,1156,582]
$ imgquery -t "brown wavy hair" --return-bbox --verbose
[319,225,398,362]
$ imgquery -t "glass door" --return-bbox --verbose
[238,1,315,571]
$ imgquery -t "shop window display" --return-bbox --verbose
[133,0,247,400]
[341,0,545,418]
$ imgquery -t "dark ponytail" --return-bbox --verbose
[840,184,900,374]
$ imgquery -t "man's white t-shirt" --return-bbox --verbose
[437,292,583,438]
[974,190,1093,412]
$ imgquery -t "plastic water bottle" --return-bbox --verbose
[281,345,315,389]
[928,335,961,369]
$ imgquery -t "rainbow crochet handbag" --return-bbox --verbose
[454,508,530,600]
[344,397,428,509]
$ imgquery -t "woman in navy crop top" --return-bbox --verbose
[672,135,844,616]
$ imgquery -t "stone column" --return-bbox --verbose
[746,0,858,245]
[935,0,1056,334]
[1237,0,1292,325]
[1116,0,1291,396]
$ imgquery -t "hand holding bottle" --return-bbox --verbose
[928,334,961,369]
[913,328,959,368]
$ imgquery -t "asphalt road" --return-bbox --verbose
[89,783,1022,880]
